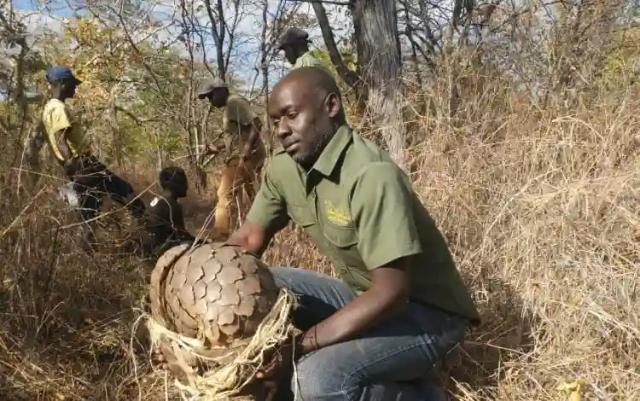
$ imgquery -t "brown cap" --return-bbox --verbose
[278,27,309,49]
[197,79,228,99]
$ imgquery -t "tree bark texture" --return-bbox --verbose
[352,0,407,169]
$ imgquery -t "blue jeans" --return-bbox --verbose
[271,267,468,401]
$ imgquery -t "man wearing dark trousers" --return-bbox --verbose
[42,66,145,248]
[143,167,194,257]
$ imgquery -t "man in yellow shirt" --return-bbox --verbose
[278,28,332,72]
[42,66,145,247]
[197,79,266,237]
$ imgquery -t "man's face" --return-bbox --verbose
[207,88,228,108]
[168,175,188,198]
[60,80,77,99]
[282,45,298,65]
[268,78,337,168]
[175,179,188,198]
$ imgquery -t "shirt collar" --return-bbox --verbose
[294,51,312,68]
[310,125,353,178]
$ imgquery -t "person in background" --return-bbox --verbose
[41,66,145,249]
[278,27,332,72]
[197,79,266,238]
[143,167,194,257]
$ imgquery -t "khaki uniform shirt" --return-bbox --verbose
[247,126,480,323]
[220,95,261,160]
[293,51,333,75]
[42,99,88,162]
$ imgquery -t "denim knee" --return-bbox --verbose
[291,353,348,401]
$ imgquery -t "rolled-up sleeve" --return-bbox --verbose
[246,165,289,232]
[42,101,72,161]
[350,162,422,270]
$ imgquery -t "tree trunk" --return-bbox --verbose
[352,0,407,169]
[312,3,360,90]
[203,0,227,81]
[259,0,272,155]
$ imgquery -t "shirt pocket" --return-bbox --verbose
[322,223,358,248]
[287,204,316,227]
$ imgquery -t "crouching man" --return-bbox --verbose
[227,67,480,401]
[143,167,195,257]
[42,66,145,248]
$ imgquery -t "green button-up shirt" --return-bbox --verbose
[247,125,480,323]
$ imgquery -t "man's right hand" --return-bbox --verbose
[226,221,270,256]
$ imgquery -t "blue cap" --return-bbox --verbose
[45,66,82,85]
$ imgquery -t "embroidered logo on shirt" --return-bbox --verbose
[324,200,351,226]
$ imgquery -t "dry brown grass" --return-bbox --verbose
[1,74,639,401]
[0,179,159,400]
[407,80,640,400]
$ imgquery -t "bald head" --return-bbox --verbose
[268,67,347,168]
[271,67,345,125]
[276,67,340,97]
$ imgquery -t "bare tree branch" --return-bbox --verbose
[108,4,165,96]
[203,0,226,79]
[311,2,360,89]
[224,0,242,73]
[114,106,160,125]
[414,0,443,54]
[286,0,351,6]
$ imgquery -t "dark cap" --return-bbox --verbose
[197,79,228,99]
[46,66,82,85]
[278,27,309,49]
